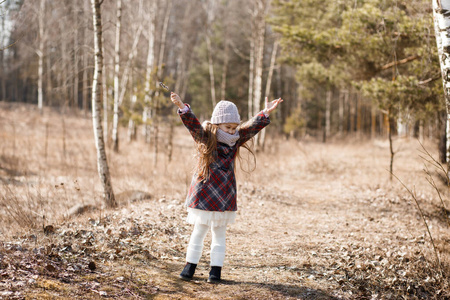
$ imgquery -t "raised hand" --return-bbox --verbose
[263,97,283,115]
[170,92,186,110]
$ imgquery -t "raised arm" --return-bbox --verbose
[170,92,207,144]
[237,97,283,146]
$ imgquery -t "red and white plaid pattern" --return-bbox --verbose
[179,106,270,212]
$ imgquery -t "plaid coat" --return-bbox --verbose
[179,106,270,212]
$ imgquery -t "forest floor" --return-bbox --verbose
[0,102,449,299]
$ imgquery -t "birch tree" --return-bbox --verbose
[203,0,217,107]
[260,39,278,150]
[143,0,156,143]
[433,0,450,169]
[252,0,266,117]
[37,0,46,113]
[91,0,116,207]
[112,0,122,152]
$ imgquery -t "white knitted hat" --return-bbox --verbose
[211,100,241,124]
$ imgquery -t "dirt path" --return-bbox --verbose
[0,104,448,299]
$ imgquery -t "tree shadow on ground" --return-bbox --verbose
[160,261,338,300]
[219,279,338,299]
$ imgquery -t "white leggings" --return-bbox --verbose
[186,223,227,267]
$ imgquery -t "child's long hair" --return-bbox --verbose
[197,122,256,180]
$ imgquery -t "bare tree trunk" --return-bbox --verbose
[260,39,278,151]
[151,0,172,167]
[433,0,450,168]
[91,0,116,207]
[60,20,70,111]
[338,90,345,135]
[174,1,196,98]
[37,0,46,113]
[0,4,6,100]
[325,90,331,140]
[248,37,254,120]
[253,2,265,117]
[73,4,79,111]
[83,0,90,116]
[350,92,355,134]
[203,0,217,107]
[220,33,230,100]
[124,25,143,143]
[419,119,424,143]
[356,92,362,138]
[252,0,267,148]
[371,103,376,139]
[102,37,108,140]
[124,26,142,143]
[143,0,156,143]
[206,35,216,107]
[157,0,172,80]
[388,108,394,181]
[112,0,122,152]
[46,50,52,105]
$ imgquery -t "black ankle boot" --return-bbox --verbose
[179,262,197,280]
[207,266,222,283]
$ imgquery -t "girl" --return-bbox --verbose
[170,92,282,283]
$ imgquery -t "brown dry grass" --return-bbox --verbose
[0,101,449,299]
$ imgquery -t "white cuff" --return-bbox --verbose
[178,105,189,114]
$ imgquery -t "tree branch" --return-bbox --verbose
[418,74,441,85]
[0,33,25,52]
[381,55,419,70]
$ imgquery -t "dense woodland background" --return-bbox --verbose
[0,0,443,143]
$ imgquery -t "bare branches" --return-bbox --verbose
[423,165,450,228]
[0,33,25,52]
[381,55,419,70]
[390,171,442,274]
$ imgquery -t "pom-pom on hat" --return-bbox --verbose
[211,100,241,124]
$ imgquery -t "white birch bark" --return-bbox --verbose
[206,36,217,107]
[204,0,217,108]
[157,0,172,80]
[37,0,45,113]
[252,0,265,117]
[91,0,116,207]
[433,0,450,165]
[124,24,143,143]
[252,0,268,148]
[59,18,70,110]
[119,26,142,105]
[248,36,255,120]
[220,34,230,101]
[73,4,79,110]
[112,0,122,152]
[174,1,196,100]
[142,0,156,143]
[260,39,278,150]
[82,0,90,116]
[153,0,172,167]
[102,35,108,139]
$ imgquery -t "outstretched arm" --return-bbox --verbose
[170,92,186,110]
[170,92,206,143]
[238,97,283,146]
[263,97,283,116]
